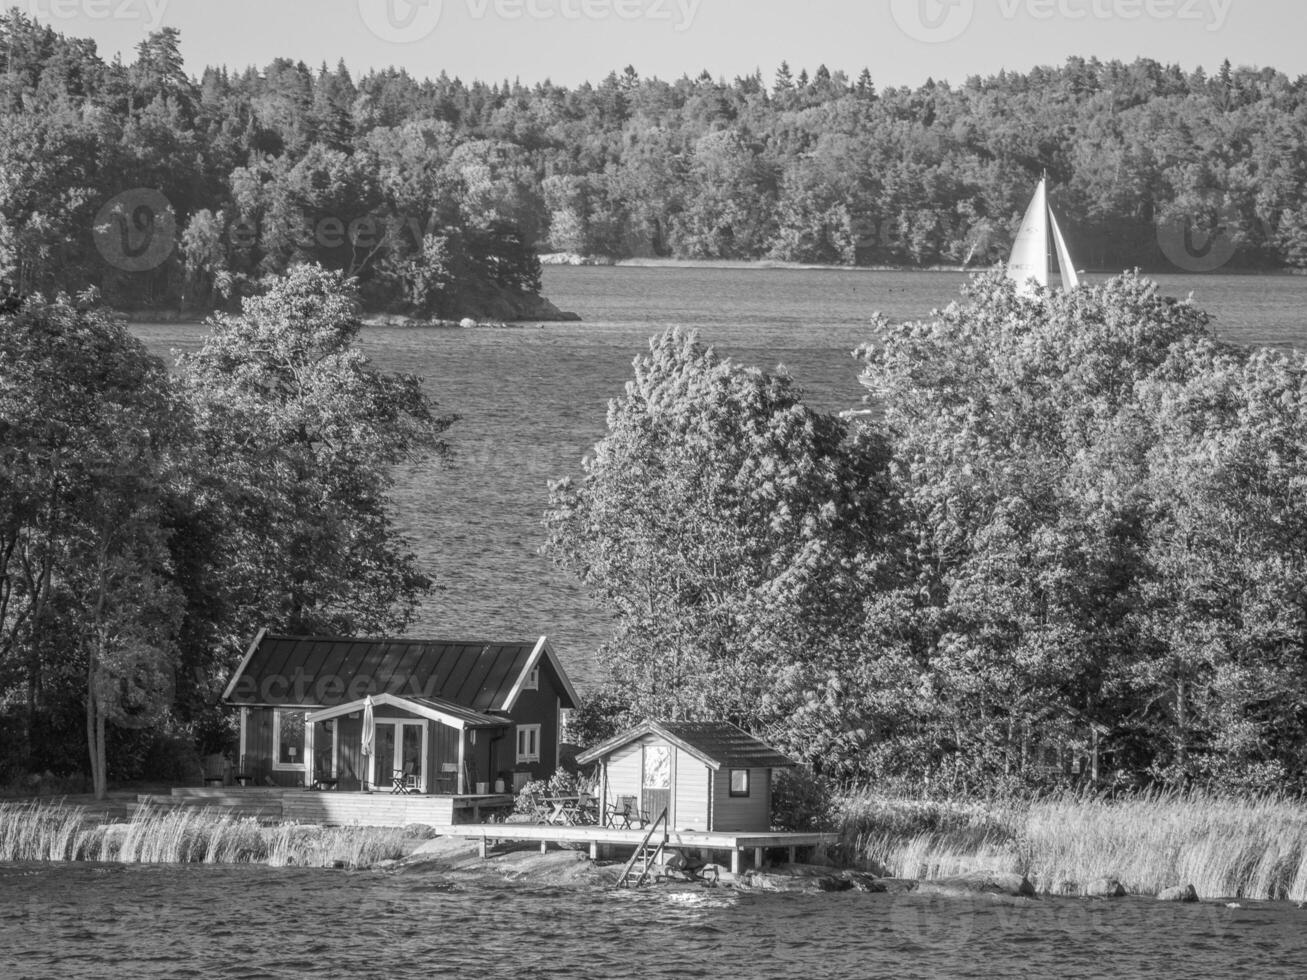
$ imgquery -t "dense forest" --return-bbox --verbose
[4,12,1307,319]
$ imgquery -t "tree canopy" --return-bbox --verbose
[551,276,1307,792]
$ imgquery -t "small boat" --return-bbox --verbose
[1006,176,1080,296]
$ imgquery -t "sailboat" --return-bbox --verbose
[1006,177,1080,296]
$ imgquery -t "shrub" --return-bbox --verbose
[771,768,836,831]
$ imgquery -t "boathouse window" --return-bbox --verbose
[273,710,306,770]
[523,667,539,691]
[516,724,540,764]
[729,769,750,797]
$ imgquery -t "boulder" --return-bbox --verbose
[740,870,850,893]
[841,872,888,893]
[1157,884,1199,903]
[917,872,1036,899]
[1086,878,1127,898]
[875,878,920,894]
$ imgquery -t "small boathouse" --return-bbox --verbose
[577,720,796,833]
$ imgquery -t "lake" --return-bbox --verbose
[130,266,1307,689]
[4,861,1306,979]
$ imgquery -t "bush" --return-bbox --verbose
[771,768,836,831]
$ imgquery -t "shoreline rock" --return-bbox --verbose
[1157,884,1200,903]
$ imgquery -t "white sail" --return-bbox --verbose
[1049,207,1080,291]
[1006,177,1079,296]
[1007,179,1049,295]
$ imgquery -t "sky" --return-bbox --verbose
[17,0,1307,89]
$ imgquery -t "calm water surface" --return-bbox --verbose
[4,862,1306,979]
[131,267,1307,688]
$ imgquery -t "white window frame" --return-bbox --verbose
[516,724,541,764]
[523,667,539,691]
[272,709,306,771]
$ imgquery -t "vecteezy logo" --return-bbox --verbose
[358,0,443,42]
[1157,201,1241,272]
[890,0,975,43]
[93,189,176,273]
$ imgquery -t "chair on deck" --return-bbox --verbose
[391,762,419,795]
[201,753,229,787]
[605,795,639,829]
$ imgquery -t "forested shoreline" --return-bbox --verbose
[4,11,1307,321]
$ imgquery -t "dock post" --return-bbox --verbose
[731,849,741,874]
[540,840,548,854]
[754,847,763,869]
[589,841,598,860]
[788,845,796,865]
[479,837,488,859]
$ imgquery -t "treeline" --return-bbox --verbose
[0,267,447,795]
[5,14,1307,319]
[548,275,1307,794]
[0,13,544,317]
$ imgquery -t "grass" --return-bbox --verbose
[831,788,1307,901]
[0,800,411,869]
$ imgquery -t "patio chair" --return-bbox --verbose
[391,762,419,795]
[605,795,639,829]
[201,753,229,787]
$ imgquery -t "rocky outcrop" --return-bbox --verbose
[916,872,1036,899]
[1086,878,1128,898]
[1157,884,1200,903]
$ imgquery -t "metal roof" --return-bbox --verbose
[222,631,579,711]
[576,721,797,770]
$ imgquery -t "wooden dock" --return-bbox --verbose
[136,787,832,873]
[144,788,514,826]
[439,823,833,874]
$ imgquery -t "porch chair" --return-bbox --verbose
[201,753,229,787]
[605,795,640,829]
[391,762,419,795]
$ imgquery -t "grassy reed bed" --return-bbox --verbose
[0,801,409,869]
[833,789,1307,901]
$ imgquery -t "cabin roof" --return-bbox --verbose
[221,630,579,711]
[575,721,797,770]
[305,692,511,730]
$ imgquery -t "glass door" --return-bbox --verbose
[642,745,670,824]
[371,721,426,792]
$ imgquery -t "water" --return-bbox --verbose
[131,266,1307,689]
[3,862,1305,978]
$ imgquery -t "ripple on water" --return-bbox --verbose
[7,858,1307,977]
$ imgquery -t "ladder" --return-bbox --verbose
[615,808,668,888]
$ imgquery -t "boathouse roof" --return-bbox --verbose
[221,629,580,712]
[575,721,797,770]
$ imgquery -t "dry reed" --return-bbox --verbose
[0,801,408,870]
[834,788,1307,900]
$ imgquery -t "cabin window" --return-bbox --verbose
[523,667,539,691]
[516,724,540,764]
[729,769,750,797]
[273,710,305,770]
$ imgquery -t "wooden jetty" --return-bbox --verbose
[137,787,831,874]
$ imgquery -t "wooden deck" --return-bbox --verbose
[441,823,834,874]
[152,788,514,826]
[143,787,833,872]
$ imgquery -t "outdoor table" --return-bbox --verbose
[541,795,599,826]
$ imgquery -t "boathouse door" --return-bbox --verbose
[642,745,671,824]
